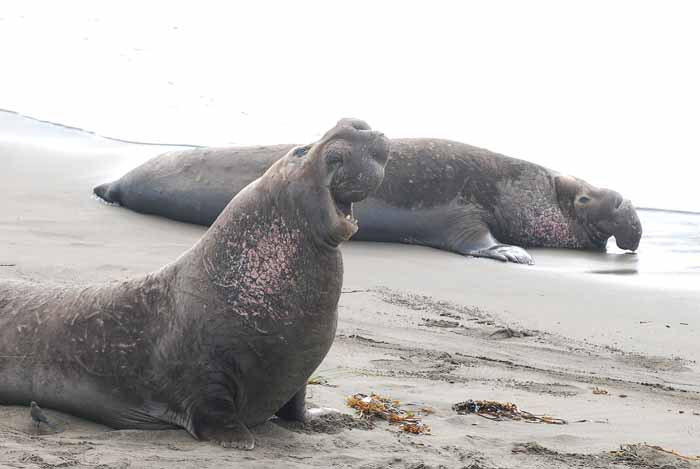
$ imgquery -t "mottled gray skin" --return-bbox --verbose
[0,119,390,449]
[95,139,642,264]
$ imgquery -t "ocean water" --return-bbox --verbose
[532,208,700,291]
[631,210,700,275]
[0,1,698,212]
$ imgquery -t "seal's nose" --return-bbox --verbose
[612,199,643,251]
[612,191,623,210]
[369,132,390,166]
[336,118,372,131]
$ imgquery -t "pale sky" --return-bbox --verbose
[1,1,698,211]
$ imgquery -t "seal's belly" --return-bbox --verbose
[353,198,463,248]
[233,320,336,426]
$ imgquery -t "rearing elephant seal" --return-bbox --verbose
[0,118,390,449]
[94,139,642,264]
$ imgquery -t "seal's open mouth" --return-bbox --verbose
[315,118,389,239]
[334,199,358,226]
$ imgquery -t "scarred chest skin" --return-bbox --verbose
[488,172,586,249]
[162,185,344,428]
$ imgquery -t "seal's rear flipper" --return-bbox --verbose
[93,182,120,204]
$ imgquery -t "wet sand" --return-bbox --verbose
[1,113,699,468]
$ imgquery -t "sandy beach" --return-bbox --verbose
[1,112,699,468]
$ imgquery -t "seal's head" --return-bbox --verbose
[556,175,642,251]
[268,118,389,246]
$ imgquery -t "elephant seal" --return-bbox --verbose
[0,118,390,449]
[95,139,642,264]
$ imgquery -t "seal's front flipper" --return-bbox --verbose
[275,386,339,423]
[471,244,534,264]
[275,386,307,422]
[453,227,534,264]
[199,420,255,450]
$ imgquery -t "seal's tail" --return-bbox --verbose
[93,182,118,204]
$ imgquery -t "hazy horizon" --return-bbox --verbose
[1,1,698,211]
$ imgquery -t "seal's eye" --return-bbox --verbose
[293,146,310,158]
[578,196,591,204]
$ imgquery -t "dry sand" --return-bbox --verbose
[1,114,699,468]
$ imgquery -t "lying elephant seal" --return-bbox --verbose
[0,118,390,449]
[94,139,642,264]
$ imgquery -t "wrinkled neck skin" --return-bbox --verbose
[172,174,344,334]
[489,166,605,250]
